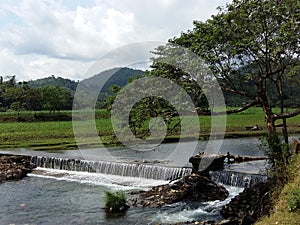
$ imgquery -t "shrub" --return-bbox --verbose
[287,188,300,212]
[104,191,128,213]
[259,134,290,188]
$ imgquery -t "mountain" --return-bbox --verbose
[27,67,145,95]
[28,75,78,92]
[93,67,145,94]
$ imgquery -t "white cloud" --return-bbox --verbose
[0,0,230,81]
[0,48,91,80]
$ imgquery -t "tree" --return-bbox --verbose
[168,0,300,138]
[149,48,210,112]
[42,86,72,113]
[2,86,24,109]
[22,88,43,111]
[148,0,299,176]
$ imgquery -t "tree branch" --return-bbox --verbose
[274,108,300,120]
[212,100,261,115]
[222,87,257,99]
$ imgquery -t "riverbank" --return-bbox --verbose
[255,154,300,225]
[1,108,300,150]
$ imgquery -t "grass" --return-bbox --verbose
[0,108,300,150]
[255,154,300,225]
[104,191,128,212]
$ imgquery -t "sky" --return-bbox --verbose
[0,0,229,81]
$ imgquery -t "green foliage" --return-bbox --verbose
[104,191,128,212]
[287,188,300,212]
[260,134,290,165]
[0,68,144,113]
[42,86,72,113]
[28,75,78,91]
[260,134,290,187]
[154,0,300,136]
[0,76,74,112]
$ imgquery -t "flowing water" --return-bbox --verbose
[0,137,270,224]
[0,169,244,225]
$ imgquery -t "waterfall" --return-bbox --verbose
[209,170,268,188]
[31,156,192,181]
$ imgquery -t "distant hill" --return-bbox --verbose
[91,67,145,94]
[28,75,78,92]
[28,67,145,95]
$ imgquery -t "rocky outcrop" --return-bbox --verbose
[0,154,36,183]
[131,173,229,208]
[221,182,271,224]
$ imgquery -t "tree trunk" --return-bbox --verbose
[277,77,288,144]
[265,110,276,135]
[258,75,277,135]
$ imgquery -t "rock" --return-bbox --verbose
[245,124,262,131]
[217,219,239,225]
[189,153,268,174]
[292,139,300,154]
[0,154,36,183]
[132,173,229,208]
[221,182,271,223]
[189,154,226,174]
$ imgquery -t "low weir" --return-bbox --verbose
[30,156,192,181]
[30,155,268,186]
[210,170,268,188]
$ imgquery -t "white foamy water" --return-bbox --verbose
[152,185,243,224]
[29,167,169,190]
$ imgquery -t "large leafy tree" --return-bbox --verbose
[42,86,72,113]
[147,0,300,173]
[161,0,300,138]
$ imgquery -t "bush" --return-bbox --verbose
[259,134,290,188]
[104,191,128,213]
[287,188,300,212]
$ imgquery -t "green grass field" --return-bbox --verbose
[255,154,300,225]
[0,108,299,150]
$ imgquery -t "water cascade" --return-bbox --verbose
[210,170,268,188]
[31,156,192,181]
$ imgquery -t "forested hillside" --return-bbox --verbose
[0,67,144,112]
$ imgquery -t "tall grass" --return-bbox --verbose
[104,191,128,212]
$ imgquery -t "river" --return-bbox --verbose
[0,137,271,224]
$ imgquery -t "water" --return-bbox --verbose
[0,137,265,166]
[30,156,192,180]
[210,170,268,188]
[0,170,243,225]
[0,137,266,224]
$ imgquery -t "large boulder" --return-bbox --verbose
[0,154,36,183]
[132,173,229,208]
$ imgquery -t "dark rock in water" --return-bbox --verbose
[0,154,36,183]
[132,173,229,208]
[189,154,225,174]
[189,153,268,175]
[221,182,271,224]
